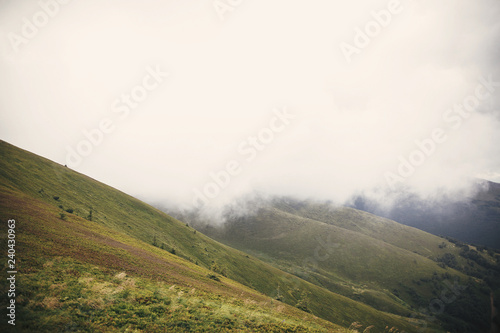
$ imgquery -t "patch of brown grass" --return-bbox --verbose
[43,297,61,309]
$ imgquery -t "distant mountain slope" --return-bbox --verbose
[188,197,500,333]
[0,140,418,332]
[350,181,500,249]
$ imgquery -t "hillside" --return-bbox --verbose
[350,181,500,249]
[0,140,419,332]
[0,187,340,332]
[186,197,500,332]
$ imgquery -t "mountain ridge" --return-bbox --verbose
[350,182,500,249]
[185,197,499,332]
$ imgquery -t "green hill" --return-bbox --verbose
[0,140,421,332]
[350,182,500,249]
[188,197,500,332]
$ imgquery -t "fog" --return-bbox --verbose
[1,0,499,217]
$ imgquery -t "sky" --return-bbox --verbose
[1,0,499,214]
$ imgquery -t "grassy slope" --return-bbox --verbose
[203,208,463,305]
[286,200,493,257]
[0,140,418,332]
[351,182,500,249]
[273,199,500,287]
[0,187,340,332]
[195,199,496,332]
[273,199,496,273]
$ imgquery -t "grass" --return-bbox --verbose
[0,185,342,332]
[0,140,422,332]
[12,257,335,332]
[195,199,497,332]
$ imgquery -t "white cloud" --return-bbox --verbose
[0,0,499,212]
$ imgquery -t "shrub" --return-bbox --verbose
[86,209,93,221]
[53,196,60,201]
[66,208,74,214]
[295,292,311,313]
[210,262,227,277]
[437,253,458,268]
[207,274,220,281]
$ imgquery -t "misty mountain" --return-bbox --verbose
[1,139,426,332]
[176,197,500,333]
[350,181,500,249]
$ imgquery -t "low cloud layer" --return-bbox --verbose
[1,0,499,215]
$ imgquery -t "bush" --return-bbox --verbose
[66,208,74,214]
[210,262,227,277]
[437,253,458,268]
[207,274,220,281]
[460,248,490,268]
[53,196,60,201]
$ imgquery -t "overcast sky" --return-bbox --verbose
[1,0,499,212]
